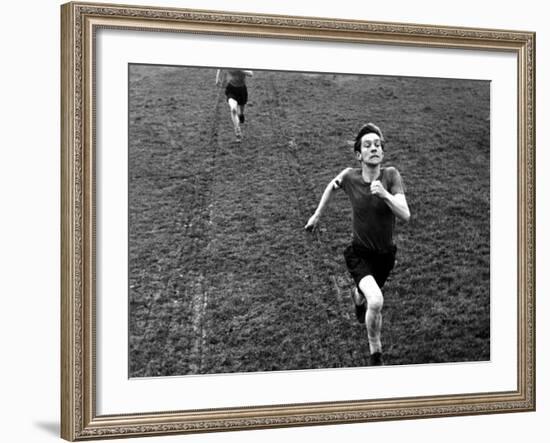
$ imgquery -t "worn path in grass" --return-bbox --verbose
[197,72,366,374]
[129,66,490,376]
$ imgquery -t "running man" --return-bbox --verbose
[215,69,254,141]
[304,123,410,366]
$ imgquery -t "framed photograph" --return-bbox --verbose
[61,1,535,440]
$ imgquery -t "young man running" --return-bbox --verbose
[215,69,254,141]
[304,123,410,366]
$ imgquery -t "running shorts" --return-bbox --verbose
[224,83,248,106]
[343,242,397,289]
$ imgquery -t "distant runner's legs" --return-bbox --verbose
[238,104,246,124]
[227,98,242,140]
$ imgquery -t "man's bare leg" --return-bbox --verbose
[227,98,241,140]
[238,104,246,124]
[358,275,384,365]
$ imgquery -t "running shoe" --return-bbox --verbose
[369,352,384,366]
[235,127,242,142]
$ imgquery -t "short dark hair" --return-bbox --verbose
[353,123,385,153]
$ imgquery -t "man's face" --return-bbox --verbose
[356,132,384,166]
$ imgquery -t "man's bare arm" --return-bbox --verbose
[215,69,223,86]
[304,168,350,231]
[370,181,411,222]
[384,193,410,222]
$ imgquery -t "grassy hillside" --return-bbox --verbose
[128,65,490,377]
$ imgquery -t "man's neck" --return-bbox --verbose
[361,164,381,183]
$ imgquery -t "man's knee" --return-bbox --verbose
[368,294,384,313]
[358,276,383,312]
[228,98,238,112]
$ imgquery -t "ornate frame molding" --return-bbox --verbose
[61,2,535,440]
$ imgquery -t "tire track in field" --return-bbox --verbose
[173,86,225,374]
[180,83,257,374]
[264,76,358,368]
[197,77,349,373]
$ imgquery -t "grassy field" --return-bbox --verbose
[128,64,490,377]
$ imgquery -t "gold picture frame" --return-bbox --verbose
[61,1,535,440]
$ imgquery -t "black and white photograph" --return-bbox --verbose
[128,64,490,377]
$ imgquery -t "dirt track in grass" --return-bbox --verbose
[128,65,490,377]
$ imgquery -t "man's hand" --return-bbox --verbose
[215,69,223,87]
[304,214,320,232]
[370,180,390,200]
[371,180,411,221]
